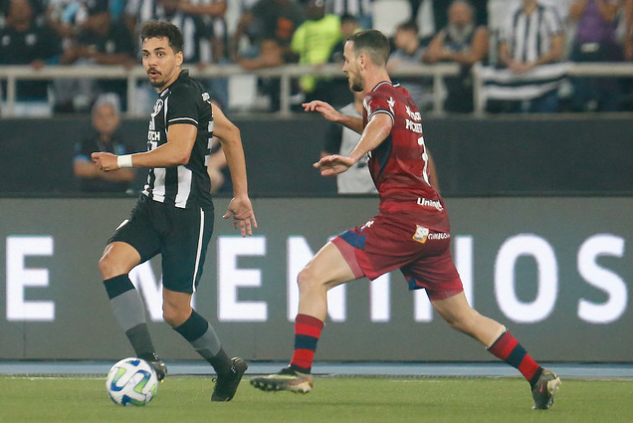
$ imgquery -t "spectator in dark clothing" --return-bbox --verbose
[46,0,110,43]
[325,13,359,107]
[242,0,305,57]
[329,13,359,64]
[0,0,62,102]
[423,0,488,113]
[239,38,285,111]
[57,11,135,112]
[64,13,136,68]
[387,20,433,111]
[74,94,135,193]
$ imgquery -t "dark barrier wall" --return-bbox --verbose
[1,197,631,361]
[1,115,632,195]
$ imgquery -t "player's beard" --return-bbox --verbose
[148,76,164,88]
[147,69,165,88]
[348,74,364,92]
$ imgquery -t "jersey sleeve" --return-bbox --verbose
[166,84,200,128]
[364,91,395,125]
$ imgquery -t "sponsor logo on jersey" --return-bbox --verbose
[427,232,451,240]
[412,225,450,243]
[416,197,444,211]
[413,225,429,243]
[387,97,395,114]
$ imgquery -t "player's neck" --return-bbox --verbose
[365,70,392,92]
[156,68,182,93]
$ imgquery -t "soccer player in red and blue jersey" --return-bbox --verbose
[251,29,561,410]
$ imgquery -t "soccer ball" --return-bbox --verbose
[106,357,158,406]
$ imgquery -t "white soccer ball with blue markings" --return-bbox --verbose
[106,357,158,406]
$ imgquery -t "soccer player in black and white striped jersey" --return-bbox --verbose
[92,20,257,402]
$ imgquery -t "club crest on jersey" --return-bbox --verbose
[149,99,163,131]
[413,225,429,243]
[152,99,163,115]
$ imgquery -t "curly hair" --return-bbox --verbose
[141,20,184,54]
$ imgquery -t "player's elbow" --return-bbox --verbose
[218,125,242,149]
[173,152,191,166]
[226,124,241,142]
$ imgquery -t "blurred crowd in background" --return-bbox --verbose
[2,0,633,115]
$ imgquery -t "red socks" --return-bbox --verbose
[488,331,542,386]
[289,314,324,374]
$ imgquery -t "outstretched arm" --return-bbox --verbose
[314,113,392,177]
[303,100,364,134]
[75,158,135,182]
[91,124,197,170]
[212,104,257,237]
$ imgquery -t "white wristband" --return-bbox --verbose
[117,155,133,168]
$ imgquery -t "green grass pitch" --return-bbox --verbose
[1,375,632,422]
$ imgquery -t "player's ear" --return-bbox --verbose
[175,51,184,67]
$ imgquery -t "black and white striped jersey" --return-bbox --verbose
[499,3,563,63]
[125,0,227,61]
[326,0,372,18]
[142,69,214,209]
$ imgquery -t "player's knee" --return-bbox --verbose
[297,267,321,293]
[98,254,123,280]
[162,307,181,327]
[162,304,190,327]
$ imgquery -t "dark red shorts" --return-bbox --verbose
[331,211,463,301]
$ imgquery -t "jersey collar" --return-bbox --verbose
[159,69,189,97]
[371,81,393,92]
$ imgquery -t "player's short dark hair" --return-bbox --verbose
[141,20,184,54]
[347,29,390,67]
